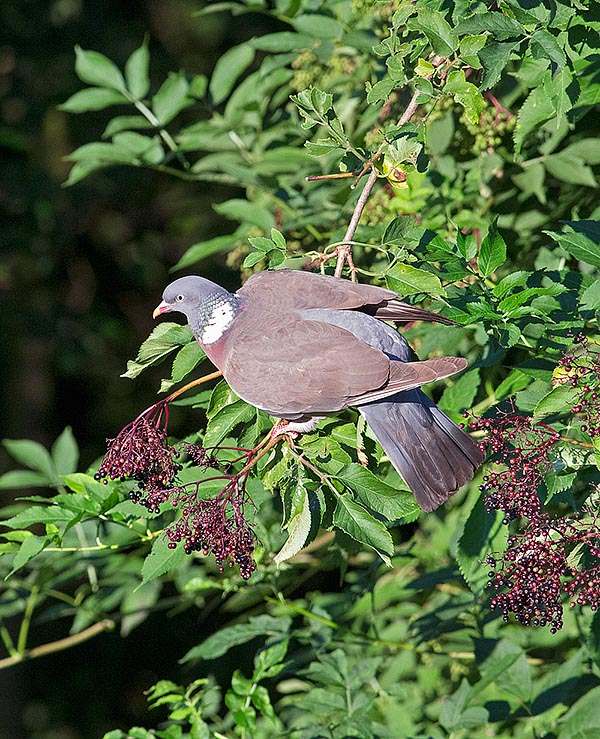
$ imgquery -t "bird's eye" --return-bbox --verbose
[176,294,185,302]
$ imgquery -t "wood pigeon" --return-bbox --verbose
[153,270,484,511]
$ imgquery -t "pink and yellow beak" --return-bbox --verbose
[152,300,172,319]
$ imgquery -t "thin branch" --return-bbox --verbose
[0,619,115,671]
[332,86,423,279]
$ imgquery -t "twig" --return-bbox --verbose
[0,619,115,670]
[332,85,423,279]
[165,370,223,403]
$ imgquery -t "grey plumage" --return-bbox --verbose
[154,270,484,511]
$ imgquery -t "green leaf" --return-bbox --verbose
[51,427,79,476]
[181,615,291,662]
[141,536,186,583]
[204,400,254,446]
[443,70,484,125]
[456,496,506,594]
[11,535,48,573]
[152,73,190,125]
[546,230,600,268]
[67,141,136,164]
[385,263,445,296]
[209,44,255,105]
[59,87,127,113]
[532,384,581,422]
[125,38,150,98]
[439,369,481,414]
[439,679,489,731]
[122,323,193,379]
[477,222,507,277]
[159,342,205,393]
[459,35,486,68]
[332,496,394,563]
[249,33,314,52]
[544,152,598,188]
[557,685,600,739]
[214,199,274,230]
[103,115,154,138]
[172,235,234,271]
[337,464,418,521]
[409,9,458,57]
[454,13,526,41]
[479,41,519,90]
[74,46,125,90]
[580,280,600,311]
[514,87,556,154]
[0,471,50,490]
[3,506,76,529]
[3,439,58,482]
[292,14,343,38]
[530,28,566,68]
[274,476,311,566]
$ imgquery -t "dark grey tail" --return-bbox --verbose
[359,389,484,511]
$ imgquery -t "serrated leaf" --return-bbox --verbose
[557,685,600,739]
[530,28,566,68]
[141,536,186,583]
[456,496,505,594]
[409,9,458,57]
[532,384,581,421]
[152,73,190,125]
[160,342,205,393]
[3,506,76,529]
[75,46,125,90]
[122,323,193,379]
[274,477,311,566]
[514,86,556,154]
[546,230,600,268]
[332,496,394,563]
[439,369,481,414]
[10,535,48,574]
[477,222,506,277]
[125,38,150,99]
[181,615,291,662]
[59,87,128,113]
[204,399,254,446]
[479,41,519,90]
[454,13,526,41]
[443,70,484,125]
[385,263,445,296]
[336,464,418,521]
[210,44,255,105]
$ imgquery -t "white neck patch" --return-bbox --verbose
[200,301,236,344]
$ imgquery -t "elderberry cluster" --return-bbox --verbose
[95,407,179,497]
[96,404,259,579]
[166,480,257,580]
[472,334,600,630]
[469,412,558,522]
[556,334,600,438]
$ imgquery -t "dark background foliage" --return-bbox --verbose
[0,2,252,736]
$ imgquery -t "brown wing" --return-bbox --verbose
[220,311,391,417]
[350,357,467,405]
[239,270,452,324]
[238,270,397,311]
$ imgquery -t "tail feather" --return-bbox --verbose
[359,389,484,511]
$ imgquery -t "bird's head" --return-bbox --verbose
[153,276,241,344]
